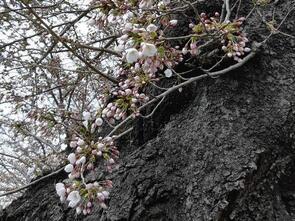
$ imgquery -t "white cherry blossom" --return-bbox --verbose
[67,153,76,164]
[126,48,140,63]
[67,191,81,208]
[164,69,173,78]
[141,43,157,57]
[146,24,158,32]
[76,156,86,165]
[55,183,66,200]
[64,164,74,173]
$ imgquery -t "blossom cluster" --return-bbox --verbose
[56,179,112,215]
[56,0,252,215]
[56,111,118,214]
[184,12,251,61]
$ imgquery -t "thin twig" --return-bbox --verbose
[224,0,231,22]
[202,55,227,72]
[113,127,134,140]
[20,0,118,84]
[140,96,166,119]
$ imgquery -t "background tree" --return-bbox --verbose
[0,0,120,206]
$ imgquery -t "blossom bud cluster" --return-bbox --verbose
[67,134,119,175]
[102,90,149,123]
[102,13,183,123]
[183,12,251,61]
[57,110,119,211]
[55,180,112,215]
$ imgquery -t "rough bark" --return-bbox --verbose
[1,0,295,220]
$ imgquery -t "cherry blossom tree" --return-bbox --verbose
[0,0,293,215]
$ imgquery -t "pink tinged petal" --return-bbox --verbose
[76,207,82,215]
[97,192,105,201]
[86,183,93,189]
[87,163,94,170]
[82,112,91,121]
[109,158,115,164]
[141,43,157,57]
[68,174,75,180]
[163,0,170,5]
[70,141,77,148]
[102,191,110,198]
[139,0,153,8]
[67,153,76,164]
[126,48,139,63]
[55,183,66,197]
[97,143,104,150]
[67,191,81,208]
[190,43,197,50]
[92,149,97,155]
[100,203,108,209]
[64,164,74,173]
[83,209,87,215]
[146,24,158,32]
[77,139,85,146]
[124,23,133,32]
[76,156,86,165]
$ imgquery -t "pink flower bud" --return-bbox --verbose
[70,141,77,148]
[87,163,94,170]
[107,103,113,108]
[77,139,85,146]
[92,150,98,156]
[86,183,93,189]
[97,143,104,150]
[76,147,82,153]
[109,158,115,164]
[125,89,132,95]
[190,43,197,50]
[99,203,107,209]
[102,191,110,198]
[97,192,105,201]
[83,209,88,215]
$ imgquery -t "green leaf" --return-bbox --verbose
[158,46,165,57]
[193,24,203,34]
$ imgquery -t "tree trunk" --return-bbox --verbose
[1,0,295,220]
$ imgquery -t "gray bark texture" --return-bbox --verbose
[1,0,295,220]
